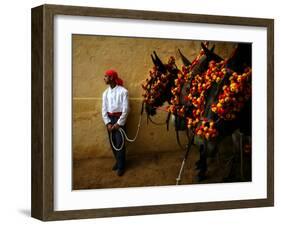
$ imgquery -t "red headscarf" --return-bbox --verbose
[105,69,123,86]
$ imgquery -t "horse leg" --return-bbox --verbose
[237,132,252,181]
[224,131,242,182]
[197,144,207,181]
[239,132,245,180]
[195,144,204,170]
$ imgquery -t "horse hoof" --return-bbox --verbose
[197,174,207,182]
[223,177,232,182]
[197,171,207,182]
[195,160,207,171]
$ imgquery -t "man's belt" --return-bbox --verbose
[107,112,122,117]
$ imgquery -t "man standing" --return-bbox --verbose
[102,69,129,176]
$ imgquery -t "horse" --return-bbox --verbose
[169,43,252,181]
[142,42,252,183]
[142,43,230,181]
[191,43,252,181]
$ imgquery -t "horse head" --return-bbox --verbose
[169,42,223,129]
[142,51,180,116]
[191,43,252,146]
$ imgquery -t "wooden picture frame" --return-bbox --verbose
[31,4,274,221]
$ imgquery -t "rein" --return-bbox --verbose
[147,115,167,126]
[146,106,171,126]
[176,133,195,185]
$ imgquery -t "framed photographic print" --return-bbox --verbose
[31,4,274,221]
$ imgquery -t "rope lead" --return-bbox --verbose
[109,113,142,151]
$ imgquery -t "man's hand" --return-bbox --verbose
[107,123,113,132]
[112,123,120,130]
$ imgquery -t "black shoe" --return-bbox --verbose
[112,163,118,171]
[117,169,125,176]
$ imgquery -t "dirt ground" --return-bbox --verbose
[73,137,252,190]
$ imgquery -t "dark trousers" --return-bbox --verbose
[108,115,126,170]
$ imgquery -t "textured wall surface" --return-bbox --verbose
[72,35,236,160]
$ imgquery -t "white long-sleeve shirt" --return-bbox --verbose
[102,85,129,126]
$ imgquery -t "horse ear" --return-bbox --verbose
[201,42,223,62]
[151,54,157,66]
[201,42,210,54]
[210,45,215,52]
[178,49,191,66]
[153,51,162,65]
[153,51,167,73]
[236,43,252,66]
[227,43,252,72]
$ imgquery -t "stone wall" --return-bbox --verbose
[72,35,236,160]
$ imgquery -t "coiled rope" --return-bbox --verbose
[109,113,142,151]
